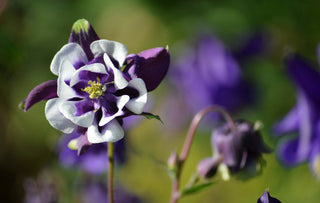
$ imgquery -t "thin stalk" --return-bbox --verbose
[169,105,236,203]
[108,142,114,203]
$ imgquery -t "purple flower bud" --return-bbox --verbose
[212,119,270,177]
[197,156,221,179]
[257,189,281,203]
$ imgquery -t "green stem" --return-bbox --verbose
[169,105,236,203]
[108,142,114,203]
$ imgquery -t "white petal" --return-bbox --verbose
[90,39,128,66]
[59,101,95,128]
[57,60,78,98]
[45,98,77,133]
[50,43,88,76]
[87,120,124,143]
[103,54,128,89]
[126,78,147,114]
[99,95,130,126]
[70,63,107,87]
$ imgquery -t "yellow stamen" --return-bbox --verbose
[82,77,106,99]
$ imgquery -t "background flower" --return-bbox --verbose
[273,53,320,178]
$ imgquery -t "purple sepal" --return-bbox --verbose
[234,31,269,60]
[212,119,270,175]
[24,80,57,111]
[126,47,170,92]
[257,189,281,203]
[286,54,320,105]
[68,19,100,61]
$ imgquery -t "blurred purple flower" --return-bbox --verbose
[169,34,255,123]
[22,19,169,145]
[81,179,143,203]
[257,189,281,203]
[233,31,270,61]
[273,53,320,178]
[24,171,58,203]
[58,131,126,174]
[206,119,269,180]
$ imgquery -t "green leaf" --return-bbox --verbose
[181,181,216,196]
[141,112,163,124]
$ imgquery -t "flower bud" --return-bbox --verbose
[211,119,270,178]
[257,189,281,203]
[197,156,221,179]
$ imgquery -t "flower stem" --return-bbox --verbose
[180,105,236,162]
[169,105,236,203]
[108,142,114,203]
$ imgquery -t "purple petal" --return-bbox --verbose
[278,138,307,166]
[24,80,57,111]
[197,35,241,86]
[68,19,100,61]
[234,31,269,60]
[273,106,299,135]
[257,189,281,203]
[126,47,170,92]
[286,54,320,104]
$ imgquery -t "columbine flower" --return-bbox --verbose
[257,189,281,203]
[22,19,170,145]
[58,131,126,174]
[206,119,270,180]
[273,53,320,178]
[169,34,254,120]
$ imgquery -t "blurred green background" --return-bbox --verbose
[1,0,320,202]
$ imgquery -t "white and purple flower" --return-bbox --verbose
[22,19,170,147]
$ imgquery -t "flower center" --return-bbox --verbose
[82,77,106,99]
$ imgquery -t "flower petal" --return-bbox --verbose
[125,78,147,114]
[103,54,128,89]
[45,98,77,133]
[99,95,129,126]
[90,39,128,66]
[57,60,78,99]
[59,100,95,128]
[87,120,124,143]
[286,54,320,104]
[24,80,58,111]
[50,43,88,75]
[126,47,170,92]
[272,106,299,135]
[68,19,100,61]
[70,63,107,87]
[278,138,302,166]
